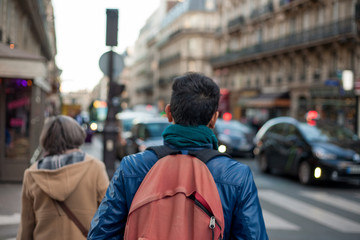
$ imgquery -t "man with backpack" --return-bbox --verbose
[88,72,268,240]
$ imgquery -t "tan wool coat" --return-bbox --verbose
[16,154,109,240]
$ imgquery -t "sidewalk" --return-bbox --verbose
[0,134,104,239]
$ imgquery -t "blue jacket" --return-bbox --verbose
[88,143,268,240]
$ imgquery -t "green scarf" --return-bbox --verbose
[162,124,218,150]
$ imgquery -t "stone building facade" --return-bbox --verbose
[211,0,359,131]
[0,0,59,181]
[126,0,359,132]
[126,0,219,112]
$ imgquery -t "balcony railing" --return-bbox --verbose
[250,2,274,19]
[158,53,181,67]
[228,16,245,29]
[136,85,153,94]
[157,27,216,48]
[279,0,294,7]
[211,18,356,66]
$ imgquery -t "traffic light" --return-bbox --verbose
[109,82,125,98]
[106,9,118,46]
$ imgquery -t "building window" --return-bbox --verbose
[290,18,296,35]
[317,7,325,26]
[205,0,216,11]
[287,75,293,83]
[332,51,338,73]
[266,76,271,85]
[257,28,263,44]
[4,78,32,160]
[256,78,260,88]
[314,55,322,82]
[301,56,307,82]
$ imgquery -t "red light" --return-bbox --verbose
[223,112,232,121]
[146,104,153,111]
[306,110,319,121]
[306,110,319,125]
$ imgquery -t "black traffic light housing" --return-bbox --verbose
[106,9,118,46]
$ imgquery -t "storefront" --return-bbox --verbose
[0,44,51,182]
[308,84,357,132]
[237,91,290,129]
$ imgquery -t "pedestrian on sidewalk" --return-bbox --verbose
[88,72,268,239]
[17,115,109,240]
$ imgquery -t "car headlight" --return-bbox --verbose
[313,147,337,160]
[90,122,98,131]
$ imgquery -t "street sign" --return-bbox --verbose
[99,51,124,77]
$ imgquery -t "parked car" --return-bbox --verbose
[214,119,256,158]
[254,117,360,185]
[116,110,157,138]
[125,117,171,155]
[115,110,158,159]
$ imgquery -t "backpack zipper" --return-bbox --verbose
[189,195,222,232]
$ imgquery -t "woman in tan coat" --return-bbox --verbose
[17,115,109,240]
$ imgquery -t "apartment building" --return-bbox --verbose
[127,0,219,111]
[211,0,359,131]
[0,0,59,181]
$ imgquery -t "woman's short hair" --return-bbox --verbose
[40,115,86,155]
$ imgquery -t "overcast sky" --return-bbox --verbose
[53,0,160,92]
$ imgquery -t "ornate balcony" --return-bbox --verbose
[211,18,356,67]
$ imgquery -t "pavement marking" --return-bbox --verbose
[0,213,20,225]
[262,209,300,230]
[259,190,360,233]
[301,191,360,215]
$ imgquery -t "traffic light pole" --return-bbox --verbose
[103,49,118,179]
[103,9,119,179]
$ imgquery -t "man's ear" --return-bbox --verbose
[208,111,219,129]
[165,104,173,123]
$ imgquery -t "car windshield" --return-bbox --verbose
[216,120,252,134]
[298,122,359,142]
[145,123,169,138]
[122,119,134,132]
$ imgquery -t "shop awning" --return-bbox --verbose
[0,43,49,92]
[238,92,290,108]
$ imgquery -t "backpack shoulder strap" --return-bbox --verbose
[188,149,231,164]
[146,145,181,159]
[147,145,231,163]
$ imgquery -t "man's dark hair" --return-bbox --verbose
[170,72,220,126]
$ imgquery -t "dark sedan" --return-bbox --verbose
[125,117,171,155]
[254,117,360,185]
[214,119,255,158]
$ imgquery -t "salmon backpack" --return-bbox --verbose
[124,145,230,240]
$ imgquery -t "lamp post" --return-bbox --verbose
[342,70,358,135]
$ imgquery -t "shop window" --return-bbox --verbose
[4,78,31,160]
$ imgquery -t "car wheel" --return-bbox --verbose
[298,161,313,185]
[258,153,270,173]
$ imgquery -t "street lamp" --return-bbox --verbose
[342,70,359,136]
[342,70,354,91]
